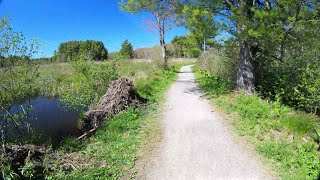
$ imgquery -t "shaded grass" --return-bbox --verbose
[192,65,320,180]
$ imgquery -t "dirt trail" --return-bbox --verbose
[144,65,275,180]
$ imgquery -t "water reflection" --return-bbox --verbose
[0,97,81,144]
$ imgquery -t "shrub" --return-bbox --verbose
[197,49,237,88]
[60,60,118,109]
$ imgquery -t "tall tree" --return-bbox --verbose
[181,0,319,94]
[180,4,218,52]
[171,36,186,57]
[119,39,134,59]
[120,0,178,68]
[171,34,204,58]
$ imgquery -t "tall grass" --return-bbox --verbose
[43,62,183,179]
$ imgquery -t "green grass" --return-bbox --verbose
[52,108,144,180]
[1,59,185,179]
[192,65,320,180]
[44,63,183,180]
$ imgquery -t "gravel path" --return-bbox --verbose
[145,65,275,180]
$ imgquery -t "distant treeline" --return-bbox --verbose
[1,37,202,64]
[133,43,199,60]
[132,34,214,60]
[0,55,32,67]
[54,40,108,62]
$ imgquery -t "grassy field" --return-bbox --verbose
[192,66,320,180]
[38,60,186,179]
[0,58,190,179]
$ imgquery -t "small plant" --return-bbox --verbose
[20,154,35,179]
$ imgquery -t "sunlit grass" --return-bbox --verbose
[192,65,320,180]
[45,62,183,179]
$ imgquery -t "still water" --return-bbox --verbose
[0,97,82,144]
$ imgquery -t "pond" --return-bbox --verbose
[0,96,82,145]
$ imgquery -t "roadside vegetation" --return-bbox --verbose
[1,54,185,179]
[1,0,320,179]
[44,62,182,179]
[0,15,188,179]
[176,1,320,178]
[193,54,320,179]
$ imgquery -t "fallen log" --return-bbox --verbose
[76,128,97,141]
[81,77,146,132]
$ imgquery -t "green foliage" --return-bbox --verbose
[181,0,320,113]
[56,40,108,61]
[197,48,237,87]
[135,66,178,102]
[256,27,320,113]
[192,66,231,97]
[57,108,143,180]
[119,39,134,59]
[179,4,218,50]
[2,59,182,179]
[47,63,182,179]
[1,161,20,180]
[0,16,40,142]
[120,0,177,68]
[171,36,186,58]
[134,45,172,60]
[60,60,118,110]
[181,0,320,93]
[194,65,320,179]
[21,156,36,179]
[171,34,204,58]
[257,140,320,180]
[108,52,118,60]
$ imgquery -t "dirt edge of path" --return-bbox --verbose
[121,101,166,180]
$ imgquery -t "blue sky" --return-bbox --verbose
[0,0,187,58]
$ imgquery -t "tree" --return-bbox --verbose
[181,0,319,94]
[0,17,40,142]
[171,34,203,58]
[119,39,134,59]
[57,40,108,61]
[120,0,178,68]
[171,36,185,57]
[180,4,218,52]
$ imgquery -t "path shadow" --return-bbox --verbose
[175,79,194,84]
[183,86,204,97]
[178,72,192,74]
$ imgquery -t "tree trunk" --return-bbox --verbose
[236,41,256,94]
[203,37,206,52]
[161,44,167,68]
[160,30,167,69]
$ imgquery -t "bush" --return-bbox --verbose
[60,60,118,109]
[197,49,237,87]
[256,49,320,114]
